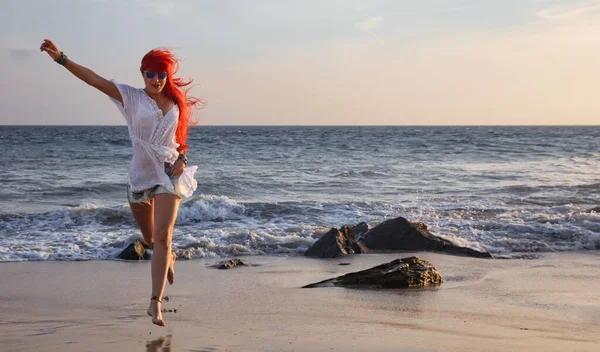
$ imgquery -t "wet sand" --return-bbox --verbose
[1,251,600,351]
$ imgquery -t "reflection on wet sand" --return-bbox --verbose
[146,333,172,352]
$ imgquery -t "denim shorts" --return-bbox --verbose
[127,167,182,203]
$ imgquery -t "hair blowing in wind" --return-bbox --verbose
[141,48,205,153]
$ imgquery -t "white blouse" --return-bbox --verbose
[109,80,197,198]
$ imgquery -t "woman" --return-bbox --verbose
[40,39,202,327]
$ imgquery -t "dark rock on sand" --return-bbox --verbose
[217,258,246,269]
[117,239,150,260]
[303,256,442,289]
[363,217,492,258]
[304,226,368,258]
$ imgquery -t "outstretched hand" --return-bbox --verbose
[40,39,61,61]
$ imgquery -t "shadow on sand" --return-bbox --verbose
[146,333,172,352]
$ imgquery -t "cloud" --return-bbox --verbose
[357,16,383,33]
[535,1,600,21]
[356,16,384,42]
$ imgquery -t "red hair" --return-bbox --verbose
[140,48,205,154]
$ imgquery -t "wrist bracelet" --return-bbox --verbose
[177,153,188,165]
[55,52,68,65]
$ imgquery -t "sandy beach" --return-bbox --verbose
[1,251,600,352]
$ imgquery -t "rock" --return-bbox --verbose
[362,217,492,258]
[304,226,368,258]
[217,258,246,269]
[117,239,150,260]
[585,206,600,213]
[352,222,371,240]
[303,256,442,289]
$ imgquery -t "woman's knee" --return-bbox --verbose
[153,227,173,246]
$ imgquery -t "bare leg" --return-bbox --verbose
[130,200,154,246]
[147,193,181,327]
[131,200,176,285]
[167,251,176,285]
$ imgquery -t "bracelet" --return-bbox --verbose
[177,153,188,166]
[54,52,68,65]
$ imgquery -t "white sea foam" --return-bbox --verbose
[178,194,246,223]
[1,195,600,261]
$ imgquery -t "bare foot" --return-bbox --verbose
[167,251,176,285]
[147,299,166,327]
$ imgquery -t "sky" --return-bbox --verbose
[1,0,600,125]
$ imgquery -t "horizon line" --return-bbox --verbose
[2,124,600,128]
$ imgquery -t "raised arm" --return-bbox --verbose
[40,39,123,105]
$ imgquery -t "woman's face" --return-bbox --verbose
[142,70,167,94]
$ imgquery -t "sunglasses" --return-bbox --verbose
[144,71,167,80]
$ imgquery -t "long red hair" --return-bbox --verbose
[140,48,205,153]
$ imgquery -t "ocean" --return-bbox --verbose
[1,125,600,261]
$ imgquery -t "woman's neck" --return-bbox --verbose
[144,89,165,101]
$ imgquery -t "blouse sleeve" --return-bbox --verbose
[108,80,139,125]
